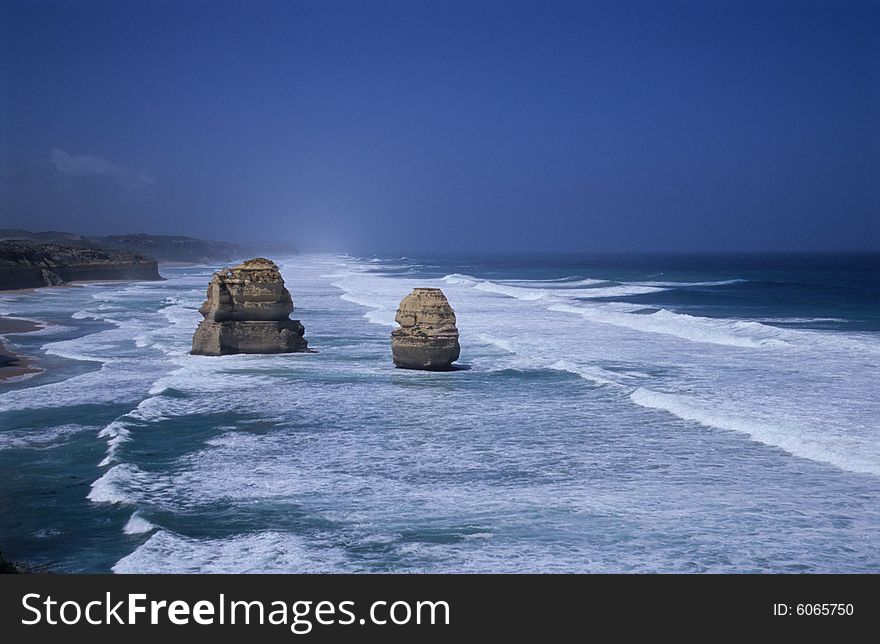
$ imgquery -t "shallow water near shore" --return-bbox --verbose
[1,252,879,572]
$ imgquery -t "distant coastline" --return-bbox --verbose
[0,239,162,291]
[0,230,300,291]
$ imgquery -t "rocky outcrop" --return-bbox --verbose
[391,288,460,370]
[191,258,309,355]
[0,240,161,290]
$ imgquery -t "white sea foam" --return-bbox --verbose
[72,309,102,320]
[364,308,396,326]
[473,280,548,300]
[446,274,666,302]
[445,273,605,288]
[43,344,117,363]
[548,360,620,386]
[97,420,132,466]
[17,322,71,336]
[0,363,153,412]
[630,278,747,287]
[549,303,788,348]
[88,464,137,503]
[499,277,606,286]
[476,333,516,353]
[123,511,156,535]
[569,284,667,298]
[113,530,349,574]
[89,462,173,504]
[338,292,396,326]
[630,387,880,476]
[756,317,849,324]
[441,273,479,286]
[0,424,91,451]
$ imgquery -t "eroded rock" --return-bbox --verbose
[391,288,460,370]
[191,258,309,355]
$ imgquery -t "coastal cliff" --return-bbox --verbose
[0,230,298,265]
[92,234,243,264]
[0,240,161,290]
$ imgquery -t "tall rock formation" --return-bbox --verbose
[391,288,460,370]
[190,258,308,356]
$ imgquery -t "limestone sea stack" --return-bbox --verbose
[391,288,460,370]
[190,258,309,356]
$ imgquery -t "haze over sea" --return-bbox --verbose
[1,251,878,572]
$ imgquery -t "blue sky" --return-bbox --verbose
[1,0,878,252]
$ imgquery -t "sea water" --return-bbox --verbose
[0,253,878,572]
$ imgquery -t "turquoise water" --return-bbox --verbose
[1,253,879,572]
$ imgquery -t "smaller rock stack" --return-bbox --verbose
[391,288,460,370]
[191,258,308,356]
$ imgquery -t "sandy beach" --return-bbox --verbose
[0,316,43,382]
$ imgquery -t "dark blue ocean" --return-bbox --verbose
[1,252,878,572]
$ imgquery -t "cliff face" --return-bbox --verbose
[92,234,244,264]
[0,230,245,265]
[191,258,309,355]
[0,230,298,266]
[0,240,161,290]
[391,288,460,370]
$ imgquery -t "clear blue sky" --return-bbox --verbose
[1,0,877,252]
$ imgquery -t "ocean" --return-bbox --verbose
[1,252,878,573]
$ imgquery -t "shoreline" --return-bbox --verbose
[0,287,37,295]
[0,317,45,383]
[0,278,160,295]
